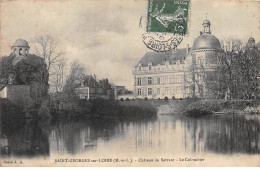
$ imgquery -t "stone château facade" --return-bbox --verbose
[132,19,223,99]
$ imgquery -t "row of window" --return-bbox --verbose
[137,88,153,96]
[14,48,29,56]
[138,61,183,71]
[136,75,183,85]
[136,87,183,96]
[137,77,159,85]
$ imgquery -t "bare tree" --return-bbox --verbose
[33,35,64,74]
[32,35,66,92]
[63,61,87,95]
[49,57,67,92]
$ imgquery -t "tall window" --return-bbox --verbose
[157,88,160,95]
[137,88,142,96]
[138,66,142,71]
[148,64,152,70]
[137,77,141,85]
[148,77,152,85]
[148,88,152,95]
[198,57,204,66]
[176,86,181,94]
[165,76,169,84]
[165,87,169,95]
[172,75,176,84]
[157,77,160,84]
[176,75,182,83]
[169,76,172,84]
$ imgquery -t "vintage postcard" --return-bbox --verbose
[0,0,259,167]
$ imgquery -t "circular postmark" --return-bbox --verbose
[142,33,183,52]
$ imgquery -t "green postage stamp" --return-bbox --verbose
[147,0,190,35]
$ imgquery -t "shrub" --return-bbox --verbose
[184,101,220,118]
[126,98,130,101]
[172,96,175,100]
[185,108,211,118]
[120,98,124,101]
[144,97,148,101]
[164,97,168,101]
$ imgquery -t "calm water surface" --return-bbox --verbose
[1,114,259,158]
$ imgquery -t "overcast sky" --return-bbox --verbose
[0,0,259,89]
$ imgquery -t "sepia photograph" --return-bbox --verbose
[0,0,259,167]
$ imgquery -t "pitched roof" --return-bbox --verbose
[0,84,6,90]
[83,75,101,88]
[136,48,189,67]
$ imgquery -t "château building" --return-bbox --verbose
[132,19,223,99]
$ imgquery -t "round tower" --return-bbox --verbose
[12,39,30,56]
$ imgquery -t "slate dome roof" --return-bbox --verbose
[202,19,211,25]
[12,39,30,48]
[192,34,221,51]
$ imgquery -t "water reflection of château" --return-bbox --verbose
[0,115,259,157]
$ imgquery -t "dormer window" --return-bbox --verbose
[148,63,152,70]
[138,64,142,71]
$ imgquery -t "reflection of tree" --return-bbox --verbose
[1,119,51,157]
[50,118,123,154]
[184,116,260,154]
[207,116,259,154]
[183,117,206,153]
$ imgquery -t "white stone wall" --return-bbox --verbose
[0,87,7,98]
[133,71,190,99]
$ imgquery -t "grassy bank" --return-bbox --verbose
[50,98,157,119]
[118,99,260,117]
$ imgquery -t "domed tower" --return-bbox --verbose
[191,19,222,67]
[190,19,223,98]
[12,39,30,66]
[12,39,30,56]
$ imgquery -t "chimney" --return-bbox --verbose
[186,44,189,54]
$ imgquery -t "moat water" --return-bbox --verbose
[0,114,259,159]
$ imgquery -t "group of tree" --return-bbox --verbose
[0,52,49,110]
[187,38,260,100]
